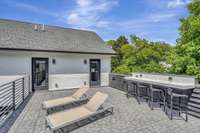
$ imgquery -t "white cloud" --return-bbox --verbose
[168,0,193,8]
[96,21,110,28]
[2,0,118,30]
[66,0,118,29]
[2,0,58,17]
[77,0,92,7]
[67,13,80,23]
[148,13,176,22]
[114,12,176,31]
[1,0,184,44]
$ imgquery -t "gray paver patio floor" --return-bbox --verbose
[2,87,200,133]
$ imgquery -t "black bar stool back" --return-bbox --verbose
[149,85,165,110]
[166,88,189,121]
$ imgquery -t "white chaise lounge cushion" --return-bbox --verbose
[85,92,108,112]
[43,97,76,109]
[43,87,89,109]
[72,87,89,99]
[48,106,92,129]
[46,92,109,129]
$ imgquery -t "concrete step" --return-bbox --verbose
[187,88,200,118]
[188,111,200,119]
[193,88,200,93]
[189,100,200,105]
[191,93,200,97]
[188,104,200,118]
[190,95,200,100]
[189,97,200,104]
[188,105,200,114]
[188,110,200,119]
[192,91,200,96]
[188,102,200,109]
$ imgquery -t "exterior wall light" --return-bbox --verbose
[84,59,87,64]
[52,59,56,64]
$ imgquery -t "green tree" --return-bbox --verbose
[107,36,129,52]
[106,36,129,71]
[170,0,200,79]
[109,35,172,74]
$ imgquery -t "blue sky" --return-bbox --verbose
[0,0,192,44]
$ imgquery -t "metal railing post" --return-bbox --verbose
[12,81,15,111]
[22,77,25,100]
[28,75,31,95]
[28,75,32,94]
[0,76,33,126]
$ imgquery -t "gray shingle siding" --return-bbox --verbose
[0,19,115,55]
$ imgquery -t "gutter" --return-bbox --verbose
[0,48,117,55]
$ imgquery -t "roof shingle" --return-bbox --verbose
[0,19,115,55]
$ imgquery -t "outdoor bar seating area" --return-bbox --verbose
[124,73,197,121]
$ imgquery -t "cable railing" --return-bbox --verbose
[0,76,31,126]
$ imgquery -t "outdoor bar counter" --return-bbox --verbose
[124,73,197,93]
[124,73,198,109]
[124,76,195,91]
[123,73,199,121]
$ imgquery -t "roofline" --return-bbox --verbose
[0,18,97,34]
[0,48,117,55]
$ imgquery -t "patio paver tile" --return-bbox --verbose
[1,87,200,133]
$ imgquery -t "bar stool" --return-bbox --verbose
[137,83,150,102]
[123,80,128,92]
[126,81,137,98]
[149,85,165,110]
[165,88,189,121]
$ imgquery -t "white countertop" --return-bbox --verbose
[124,76,195,90]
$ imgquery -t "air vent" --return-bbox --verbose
[84,59,87,64]
[55,83,58,88]
[41,24,45,32]
[34,25,38,31]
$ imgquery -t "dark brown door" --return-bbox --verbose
[32,58,49,91]
[90,59,101,87]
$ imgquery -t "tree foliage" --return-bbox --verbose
[107,35,172,74]
[170,0,200,79]
[107,36,129,71]
[107,0,200,79]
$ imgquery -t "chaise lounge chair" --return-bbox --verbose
[42,87,90,114]
[46,92,113,133]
